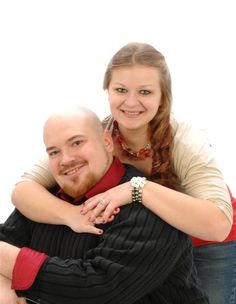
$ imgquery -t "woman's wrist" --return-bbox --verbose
[55,201,76,226]
[130,177,147,204]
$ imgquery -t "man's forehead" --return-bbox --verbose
[44,115,87,134]
[43,111,101,145]
[44,121,90,145]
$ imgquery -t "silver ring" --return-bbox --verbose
[99,198,108,206]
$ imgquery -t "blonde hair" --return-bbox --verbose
[103,42,178,189]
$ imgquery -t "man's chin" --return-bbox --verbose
[62,186,85,198]
[61,176,97,198]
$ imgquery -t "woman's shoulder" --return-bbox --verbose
[170,116,216,179]
[171,116,208,152]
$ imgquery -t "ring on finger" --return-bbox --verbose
[99,198,108,206]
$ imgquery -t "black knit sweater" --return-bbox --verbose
[0,164,209,303]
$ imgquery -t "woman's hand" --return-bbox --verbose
[63,204,104,235]
[81,182,132,222]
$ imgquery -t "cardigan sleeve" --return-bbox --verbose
[16,156,56,189]
[14,204,195,304]
[172,120,232,224]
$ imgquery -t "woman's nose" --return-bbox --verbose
[124,92,139,106]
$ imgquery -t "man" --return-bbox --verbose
[0,107,209,303]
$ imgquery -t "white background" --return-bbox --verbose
[0,0,235,222]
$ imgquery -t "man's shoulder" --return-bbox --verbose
[111,198,187,249]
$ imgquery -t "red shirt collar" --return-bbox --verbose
[57,157,125,204]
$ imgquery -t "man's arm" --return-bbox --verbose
[0,262,27,304]
[0,241,20,279]
[0,209,32,304]
[4,204,194,304]
[0,209,31,247]
[0,274,22,304]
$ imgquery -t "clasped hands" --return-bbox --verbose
[82,182,131,223]
[65,182,131,234]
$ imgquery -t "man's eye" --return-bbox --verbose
[115,87,127,93]
[73,140,81,146]
[140,90,151,95]
[49,151,59,157]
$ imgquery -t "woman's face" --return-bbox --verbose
[107,65,162,132]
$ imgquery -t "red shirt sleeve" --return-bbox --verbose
[11,247,48,290]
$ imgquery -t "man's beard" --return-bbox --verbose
[61,171,99,198]
[56,152,112,198]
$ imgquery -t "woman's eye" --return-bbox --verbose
[115,87,127,93]
[140,90,151,95]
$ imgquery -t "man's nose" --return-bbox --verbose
[60,152,76,166]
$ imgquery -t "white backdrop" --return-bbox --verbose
[0,0,235,221]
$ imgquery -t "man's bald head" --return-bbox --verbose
[43,107,114,198]
[43,107,104,142]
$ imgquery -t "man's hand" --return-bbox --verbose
[0,242,20,279]
[0,274,26,304]
[17,299,26,304]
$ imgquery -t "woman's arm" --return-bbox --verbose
[83,122,232,241]
[11,122,232,241]
[82,180,231,242]
[142,181,231,241]
[12,181,103,235]
[11,157,104,234]
[12,181,73,224]
[11,157,66,224]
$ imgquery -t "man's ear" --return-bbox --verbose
[103,129,114,152]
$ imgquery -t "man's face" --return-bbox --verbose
[44,114,113,198]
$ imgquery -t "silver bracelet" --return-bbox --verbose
[130,176,147,204]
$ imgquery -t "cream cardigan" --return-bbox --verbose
[18,116,232,224]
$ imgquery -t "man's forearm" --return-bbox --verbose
[0,241,20,279]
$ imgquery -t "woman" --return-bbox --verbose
[12,42,236,303]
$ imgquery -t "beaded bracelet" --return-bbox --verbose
[130,176,147,204]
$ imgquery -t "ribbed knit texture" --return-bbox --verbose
[0,165,209,303]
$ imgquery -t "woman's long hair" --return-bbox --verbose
[103,42,178,189]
